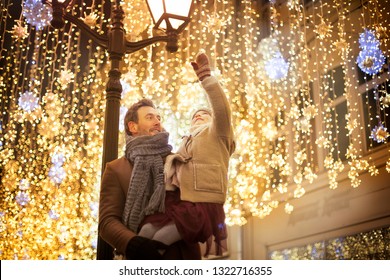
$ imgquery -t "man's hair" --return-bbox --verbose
[124,98,156,136]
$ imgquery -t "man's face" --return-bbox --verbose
[191,110,212,126]
[128,106,162,137]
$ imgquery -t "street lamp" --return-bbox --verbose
[41,0,194,259]
[43,0,193,172]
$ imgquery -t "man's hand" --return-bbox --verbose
[125,236,168,260]
[191,52,211,81]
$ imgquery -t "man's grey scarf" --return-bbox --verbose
[122,132,172,233]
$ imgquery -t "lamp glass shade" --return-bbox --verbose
[45,0,67,3]
[146,0,193,31]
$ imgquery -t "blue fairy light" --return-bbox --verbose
[119,106,128,132]
[265,51,289,80]
[19,179,30,190]
[18,91,39,112]
[89,202,98,218]
[48,165,66,184]
[16,192,30,207]
[91,239,98,249]
[22,0,52,30]
[51,152,65,167]
[358,29,380,50]
[120,79,131,97]
[49,152,66,184]
[48,209,60,220]
[356,29,385,75]
[356,48,385,75]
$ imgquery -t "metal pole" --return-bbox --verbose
[101,5,125,173]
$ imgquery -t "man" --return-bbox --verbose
[98,99,201,260]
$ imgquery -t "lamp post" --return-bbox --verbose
[42,0,194,259]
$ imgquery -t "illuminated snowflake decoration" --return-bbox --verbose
[262,121,278,141]
[298,118,311,133]
[264,51,289,80]
[82,12,98,28]
[347,118,358,134]
[370,123,389,143]
[18,91,39,112]
[315,19,332,39]
[206,14,225,35]
[58,70,75,90]
[12,21,28,39]
[357,48,385,75]
[22,0,52,30]
[257,37,279,61]
[122,69,138,86]
[16,192,30,207]
[356,29,385,75]
[302,105,318,119]
[334,38,349,58]
[141,76,161,97]
[380,93,390,108]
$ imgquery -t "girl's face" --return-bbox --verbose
[191,110,212,126]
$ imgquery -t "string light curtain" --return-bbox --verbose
[0,0,108,259]
[0,0,389,259]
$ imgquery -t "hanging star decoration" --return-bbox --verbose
[356,29,385,75]
[22,0,52,30]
